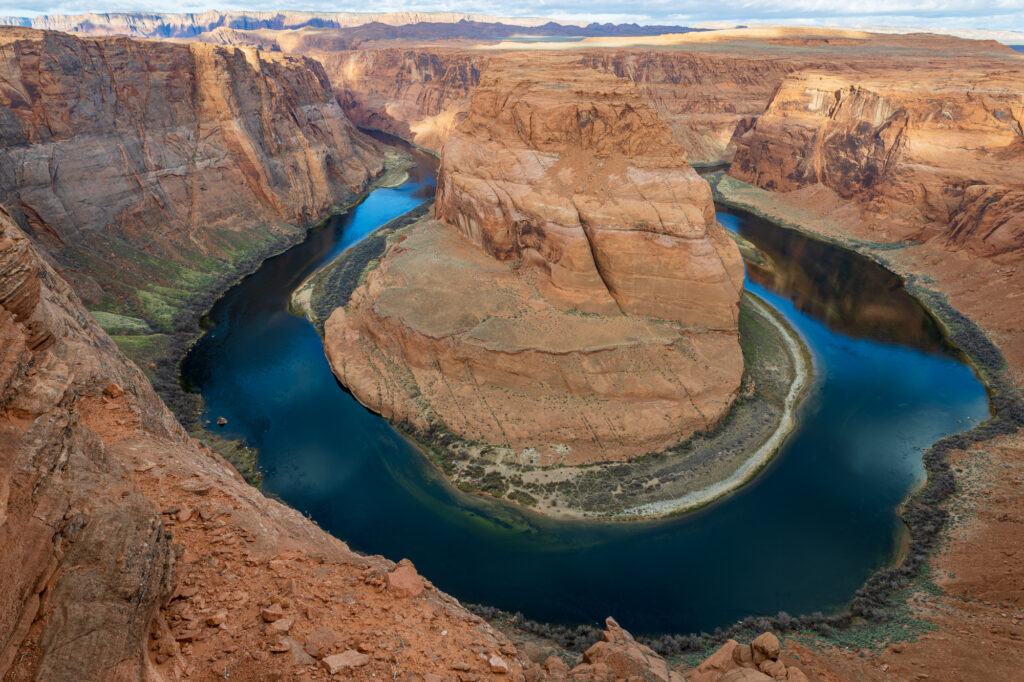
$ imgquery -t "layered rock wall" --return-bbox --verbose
[0,27,382,323]
[580,51,805,165]
[731,70,1024,255]
[435,61,745,328]
[0,207,177,679]
[323,48,484,153]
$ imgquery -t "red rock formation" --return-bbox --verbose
[0,27,382,323]
[435,59,745,328]
[731,69,1024,255]
[325,60,743,466]
[687,633,810,682]
[323,47,484,153]
[0,203,532,681]
[580,51,804,165]
[0,207,176,678]
[318,30,1017,167]
[326,221,742,466]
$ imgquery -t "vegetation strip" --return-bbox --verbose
[618,292,810,517]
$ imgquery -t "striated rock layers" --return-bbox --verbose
[579,51,804,165]
[0,27,382,326]
[320,30,1018,167]
[434,63,745,326]
[731,69,1024,256]
[326,63,744,465]
[324,47,485,153]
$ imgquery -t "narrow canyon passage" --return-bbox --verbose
[182,138,989,636]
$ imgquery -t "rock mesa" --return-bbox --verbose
[326,62,744,465]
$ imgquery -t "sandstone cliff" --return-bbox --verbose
[579,51,803,165]
[0,27,383,329]
[435,61,745,327]
[325,61,744,466]
[0,202,535,680]
[318,30,1018,168]
[323,47,484,153]
[731,69,1024,255]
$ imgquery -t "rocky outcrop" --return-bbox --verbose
[322,48,485,153]
[0,204,532,680]
[580,52,804,165]
[326,220,741,465]
[0,206,177,679]
[688,633,809,682]
[435,60,745,328]
[731,69,1024,255]
[325,61,743,466]
[0,27,382,327]
[570,617,686,681]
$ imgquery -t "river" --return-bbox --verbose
[180,137,989,635]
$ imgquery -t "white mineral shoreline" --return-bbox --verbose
[614,292,812,519]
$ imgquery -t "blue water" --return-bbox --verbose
[182,142,990,635]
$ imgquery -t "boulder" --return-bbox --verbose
[321,650,370,674]
[387,559,425,597]
[751,632,781,665]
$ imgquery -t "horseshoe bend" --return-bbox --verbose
[0,13,1022,682]
[314,59,797,516]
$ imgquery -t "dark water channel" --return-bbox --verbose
[181,140,989,635]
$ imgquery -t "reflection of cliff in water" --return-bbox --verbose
[717,207,955,356]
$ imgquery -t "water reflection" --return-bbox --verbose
[718,208,954,356]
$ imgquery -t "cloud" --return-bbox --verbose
[0,0,1022,34]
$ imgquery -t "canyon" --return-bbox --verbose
[0,27,383,359]
[0,13,1022,682]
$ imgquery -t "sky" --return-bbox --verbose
[1,0,1023,35]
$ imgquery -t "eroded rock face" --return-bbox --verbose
[0,27,382,323]
[0,205,530,681]
[0,208,176,679]
[324,47,484,153]
[731,70,1024,256]
[326,221,741,465]
[326,60,744,466]
[435,60,745,329]
[580,51,804,165]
